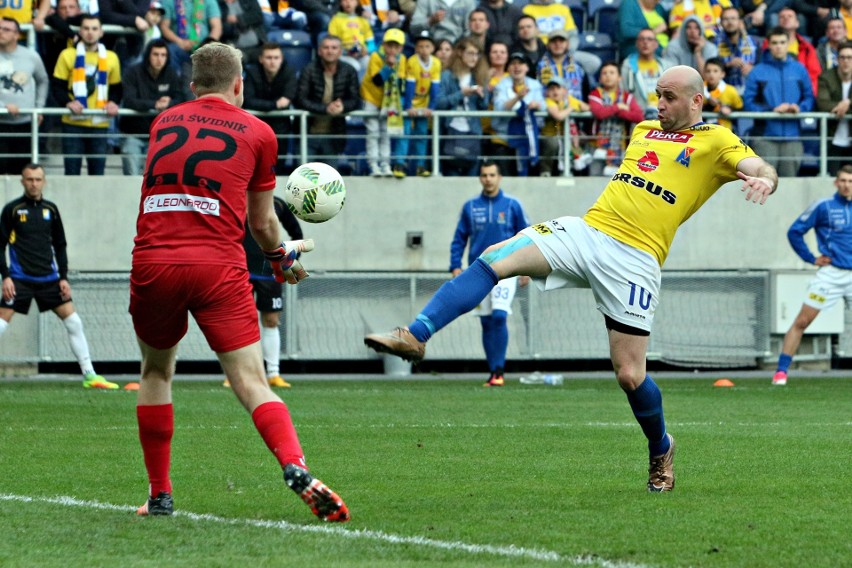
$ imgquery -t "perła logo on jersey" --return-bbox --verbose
[144,194,220,216]
[644,130,694,143]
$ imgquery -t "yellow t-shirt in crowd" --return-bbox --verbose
[53,46,122,128]
[327,12,374,53]
[403,54,441,109]
[705,81,743,131]
[668,0,730,37]
[522,3,577,43]
[360,50,406,107]
[0,0,35,24]
[638,58,663,107]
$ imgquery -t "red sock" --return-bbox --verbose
[137,404,174,496]
[252,401,305,468]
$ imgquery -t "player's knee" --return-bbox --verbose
[795,311,819,330]
[615,367,645,391]
[62,311,84,334]
[479,244,501,266]
[260,312,280,328]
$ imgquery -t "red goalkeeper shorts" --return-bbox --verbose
[130,263,260,353]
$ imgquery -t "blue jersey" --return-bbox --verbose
[450,189,529,271]
[788,193,852,269]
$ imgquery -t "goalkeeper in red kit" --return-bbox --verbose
[129,42,349,522]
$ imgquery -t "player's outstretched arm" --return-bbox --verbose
[737,156,778,205]
[263,239,314,284]
[248,191,314,284]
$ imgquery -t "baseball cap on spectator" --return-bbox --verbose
[508,52,531,66]
[383,28,406,45]
[548,29,569,41]
[545,77,565,88]
[149,1,165,14]
[414,30,436,47]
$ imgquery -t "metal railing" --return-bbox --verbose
[20,22,142,50]
[0,106,837,176]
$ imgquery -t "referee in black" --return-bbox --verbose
[0,163,116,389]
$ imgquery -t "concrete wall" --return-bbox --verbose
[0,174,826,273]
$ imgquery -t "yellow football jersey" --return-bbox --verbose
[705,82,743,131]
[328,13,374,53]
[521,3,576,42]
[0,0,34,24]
[360,51,406,107]
[584,121,756,265]
[404,54,441,109]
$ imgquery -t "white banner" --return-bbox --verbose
[143,194,220,216]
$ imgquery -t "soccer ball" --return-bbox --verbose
[283,162,346,223]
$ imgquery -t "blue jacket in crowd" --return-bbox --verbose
[434,69,487,135]
[450,189,529,271]
[743,54,814,139]
[788,193,852,269]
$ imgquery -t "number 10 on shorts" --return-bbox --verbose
[627,281,652,310]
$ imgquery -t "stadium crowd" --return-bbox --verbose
[3,0,852,176]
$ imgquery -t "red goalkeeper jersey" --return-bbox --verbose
[132,96,278,267]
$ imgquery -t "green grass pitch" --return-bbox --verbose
[0,376,849,567]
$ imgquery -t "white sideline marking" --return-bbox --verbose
[4,421,851,433]
[0,493,650,568]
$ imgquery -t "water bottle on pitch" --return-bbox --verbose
[519,372,564,385]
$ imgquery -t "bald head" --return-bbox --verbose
[660,65,704,96]
[655,65,704,131]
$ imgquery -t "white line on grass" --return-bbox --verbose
[5,421,852,433]
[0,493,650,568]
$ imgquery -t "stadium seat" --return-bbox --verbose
[589,0,620,38]
[564,0,587,33]
[267,29,314,77]
[578,32,617,65]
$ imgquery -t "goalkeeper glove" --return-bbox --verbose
[263,239,315,284]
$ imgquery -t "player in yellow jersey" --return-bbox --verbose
[365,65,778,492]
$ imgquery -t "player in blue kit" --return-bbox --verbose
[366,66,779,492]
[450,161,530,387]
[773,165,852,386]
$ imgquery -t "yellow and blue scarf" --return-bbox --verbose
[71,41,108,116]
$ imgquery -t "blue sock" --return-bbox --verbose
[481,310,508,372]
[408,258,499,343]
[625,375,670,456]
[480,316,496,368]
[777,353,792,373]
